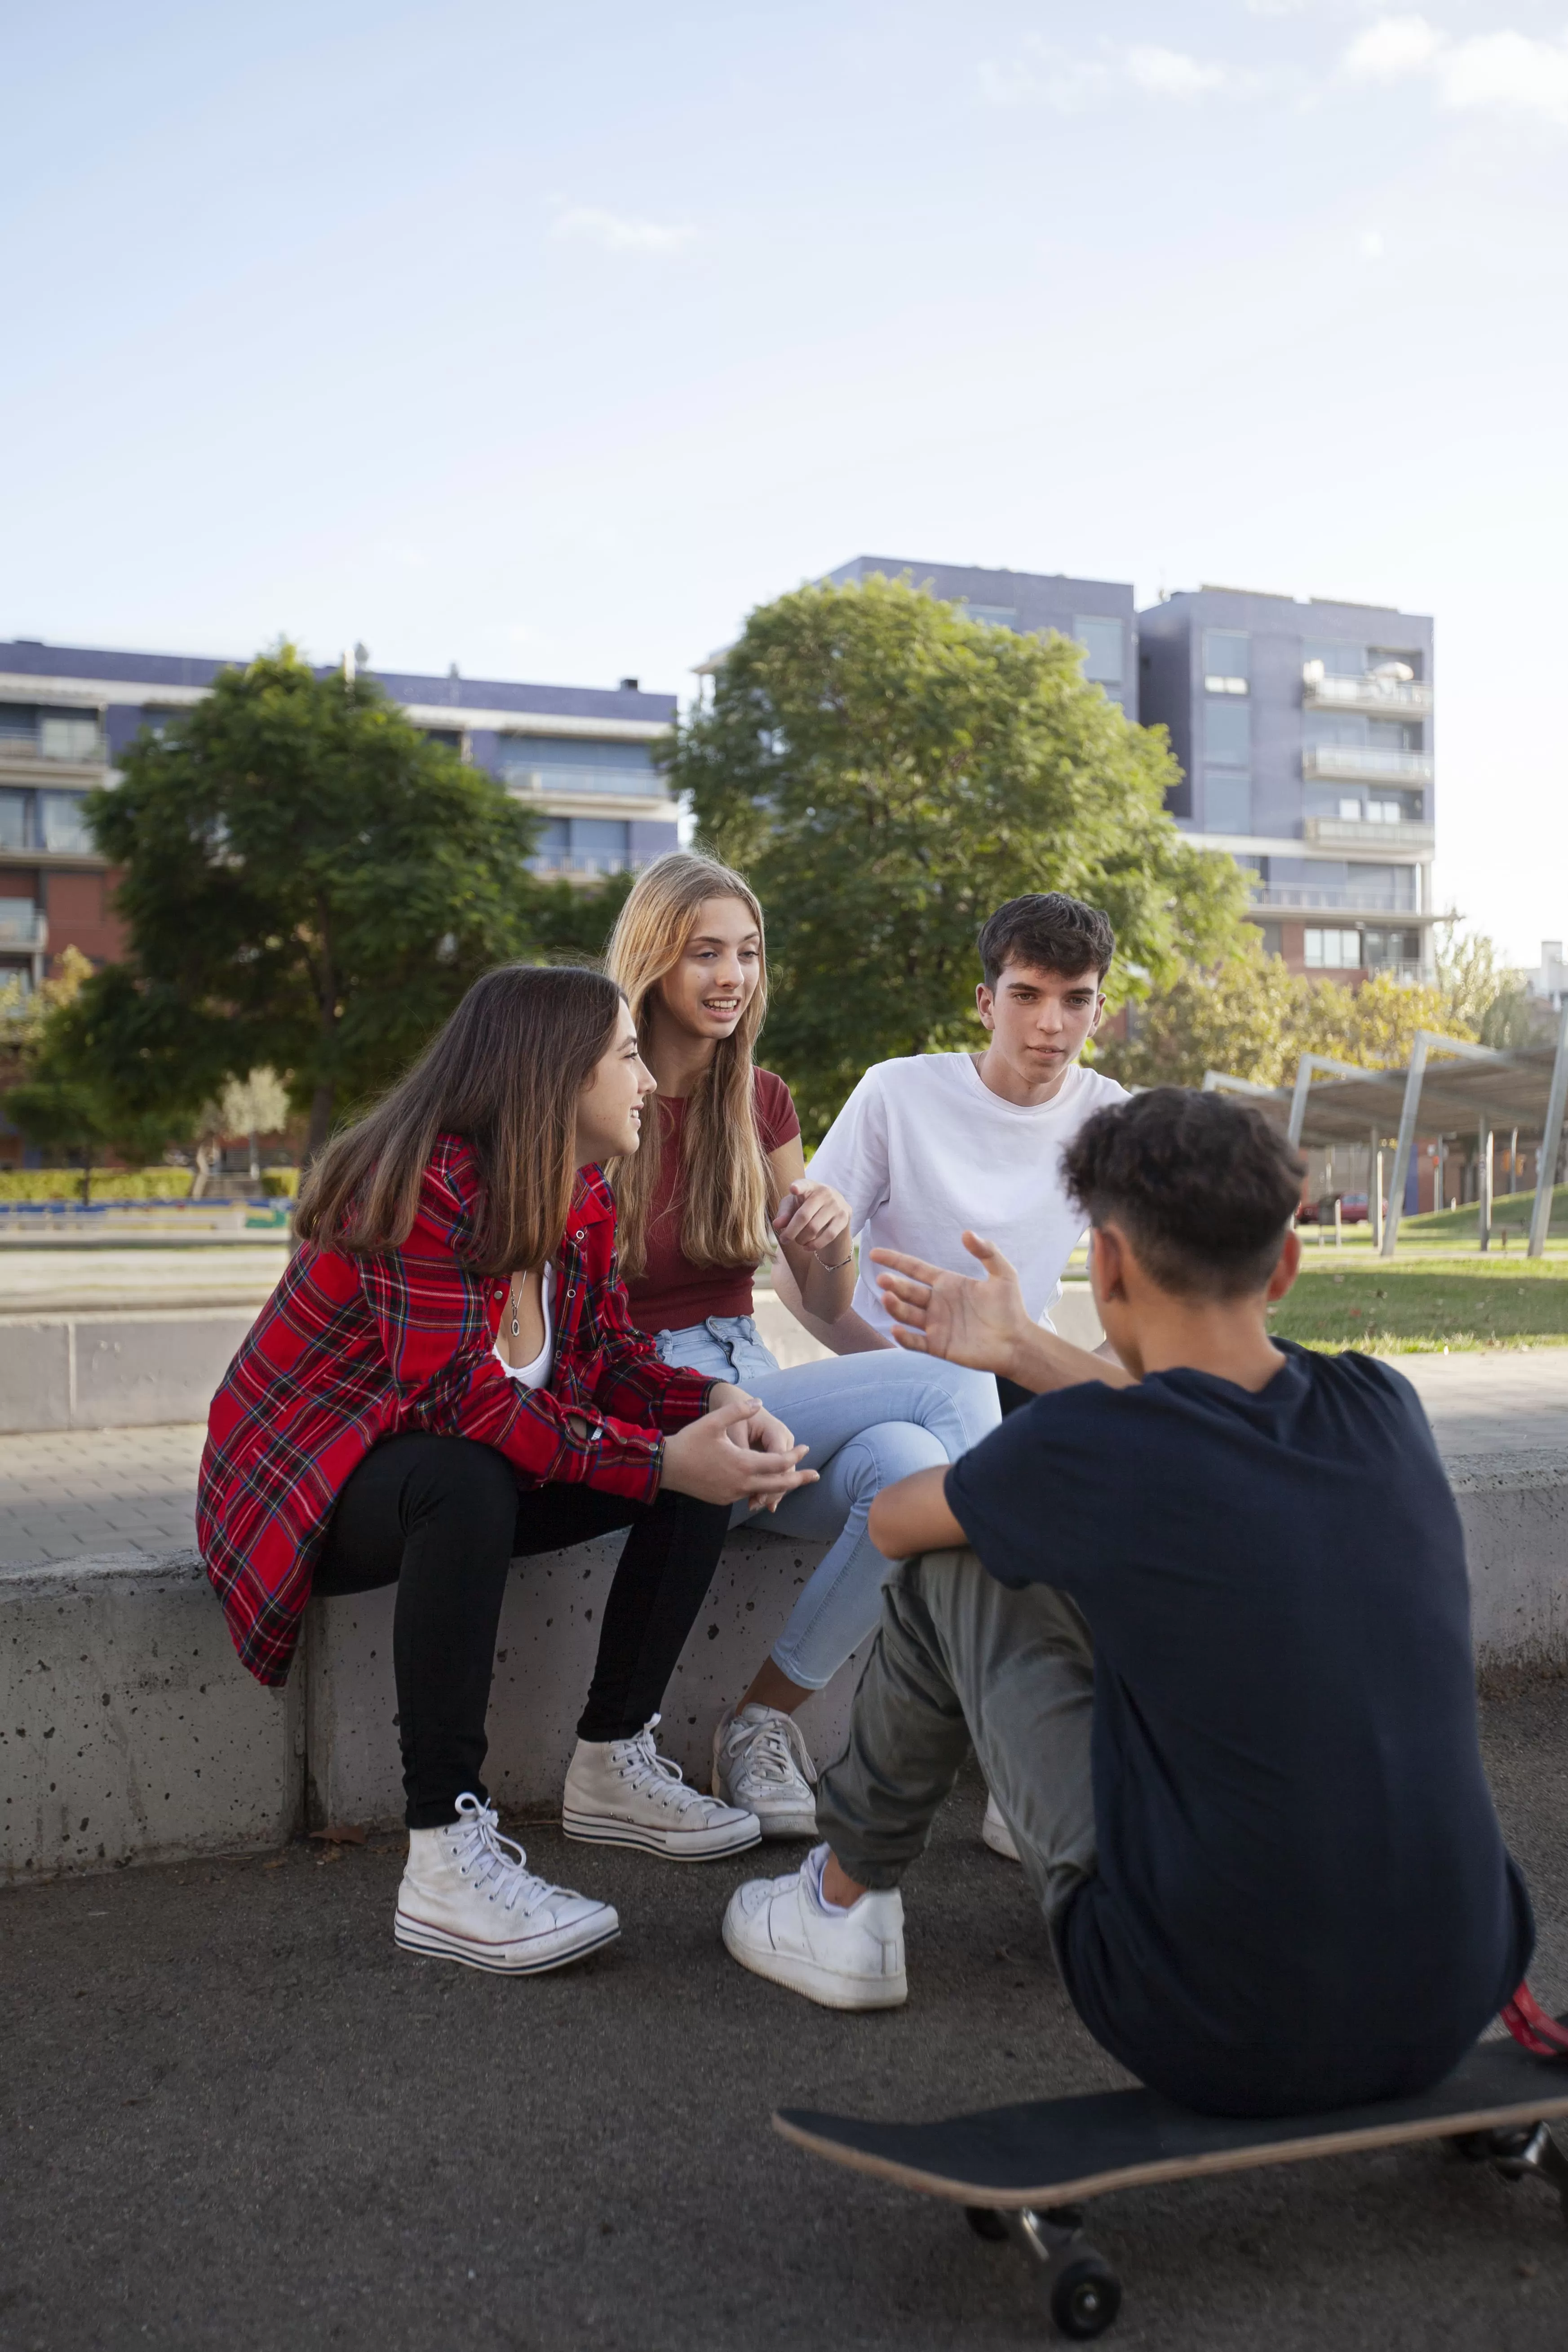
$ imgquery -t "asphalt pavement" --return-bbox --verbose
[4,1719,1568,2352]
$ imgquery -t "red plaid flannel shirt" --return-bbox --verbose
[197,1136,713,1686]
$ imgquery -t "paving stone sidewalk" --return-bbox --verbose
[2,1350,1566,1571]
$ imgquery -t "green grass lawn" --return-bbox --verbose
[1271,1254,1568,1353]
[1399,1182,1568,1247]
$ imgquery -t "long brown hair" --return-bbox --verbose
[295,964,625,1276]
[604,850,775,1281]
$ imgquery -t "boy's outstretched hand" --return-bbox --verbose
[870,1233,1031,1377]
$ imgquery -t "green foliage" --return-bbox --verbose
[1272,1258,1568,1354]
[1436,925,1541,1049]
[84,647,543,1154]
[666,577,1249,1136]
[0,1166,193,1202]
[1098,939,1472,1091]
[520,870,637,963]
[259,1167,300,1198]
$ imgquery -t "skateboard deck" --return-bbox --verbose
[777,2035,1568,2336]
[775,2030,1568,2206]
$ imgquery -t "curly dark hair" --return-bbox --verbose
[1063,1087,1306,1300]
[976,893,1115,987]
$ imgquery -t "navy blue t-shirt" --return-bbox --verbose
[945,1343,1532,2118]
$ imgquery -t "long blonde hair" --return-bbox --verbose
[295,964,623,1277]
[604,851,776,1282]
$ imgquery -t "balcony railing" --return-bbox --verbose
[1302,745,1433,786]
[529,853,634,878]
[1302,672,1432,717]
[0,905,47,949]
[0,728,107,768]
[1302,817,1435,851]
[1251,883,1417,915]
[502,765,664,801]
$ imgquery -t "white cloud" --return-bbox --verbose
[1436,31,1568,126]
[980,38,1258,111]
[1359,227,1386,258]
[1343,16,1445,83]
[1125,46,1231,99]
[1343,18,1568,125]
[550,206,694,255]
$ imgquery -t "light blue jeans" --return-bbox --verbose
[652,1316,1001,1691]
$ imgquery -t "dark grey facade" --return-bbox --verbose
[823,557,1138,715]
[1136,588,1435,981]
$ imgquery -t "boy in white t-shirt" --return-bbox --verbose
[785,892,1126,1414]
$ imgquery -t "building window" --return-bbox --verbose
[40,794,94,854]
[530,816,632,876]
[1202,629,1250,693]
[0,790,28,850]
[1303,640,1367,679]
[1205,701,1251,767]
[40,713,101,762]
[1204,771,1251,833]
[1364,927,1421,970]
[1073,617,1123,684]
[958,603,1018,630]
[1304,928,1362,969]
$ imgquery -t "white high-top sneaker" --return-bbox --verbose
[712,1703,818,1839]
[395,1793,620,1975]
[722,1842,907,2010]
[982,1791,1021,1862]
[563,1714,760,1860]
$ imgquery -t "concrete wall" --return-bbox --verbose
[3,1421,1562,1886]
[1,1550,299,1881]
[0,1309,254,1432]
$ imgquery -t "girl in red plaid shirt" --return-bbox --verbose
[199,963,815,1975]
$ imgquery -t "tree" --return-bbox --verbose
[6,954,181,1202]
[1437,925,1540,1050]
[84,647,543,1156]
[1097,940,1472,1092]
[667,576,1249,1136]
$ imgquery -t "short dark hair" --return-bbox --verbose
[1062,1087,1306,1301]
[977,893,1115,988]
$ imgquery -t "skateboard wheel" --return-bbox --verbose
[965,2206,1009,2242]
[1049,2252,1121,2340]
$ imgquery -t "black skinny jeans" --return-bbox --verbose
[313,1433,731,1828]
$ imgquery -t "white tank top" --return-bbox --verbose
[492,1263,555,1392]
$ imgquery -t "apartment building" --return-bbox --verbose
[1136,587,1436,982]
[0,640,679,991]
[820,557,1138,715]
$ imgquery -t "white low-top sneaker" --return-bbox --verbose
[722,1842,907,2010]
[563,1714,761,1860]
[982,1791,1021,1862]
[395,1793,620,1975]
[712,1703,819,1838]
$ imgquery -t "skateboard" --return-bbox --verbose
[775,2024,1568,2339]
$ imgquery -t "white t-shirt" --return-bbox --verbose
[808,1055,1128,1340]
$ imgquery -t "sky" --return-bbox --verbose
[4,0,1565,963]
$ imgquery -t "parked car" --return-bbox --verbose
[1297,1193,1371,1226]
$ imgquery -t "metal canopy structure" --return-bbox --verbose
[1202,999,1568,1260]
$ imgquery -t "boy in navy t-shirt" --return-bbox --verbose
[721,1087,1532,2117]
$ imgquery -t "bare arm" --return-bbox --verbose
[868,1464,966,1559]
[770,1250,893,1355]
[766,1137,861,1325]
[872,1233,1134,1394]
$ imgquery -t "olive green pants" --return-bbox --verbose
[814,1545,1098,1928]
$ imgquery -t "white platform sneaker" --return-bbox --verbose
[712,1703,819,1839]
[982,1792,1021,1862]
[563,1715,760,1860]
[395,1793,620,1975]
[722,1842,908,2010]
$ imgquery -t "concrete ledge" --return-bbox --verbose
[306,1527,852,1833]
[0,1550,300,1883]
[5,1447,1564,1880]
[0,1309,256,1433]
